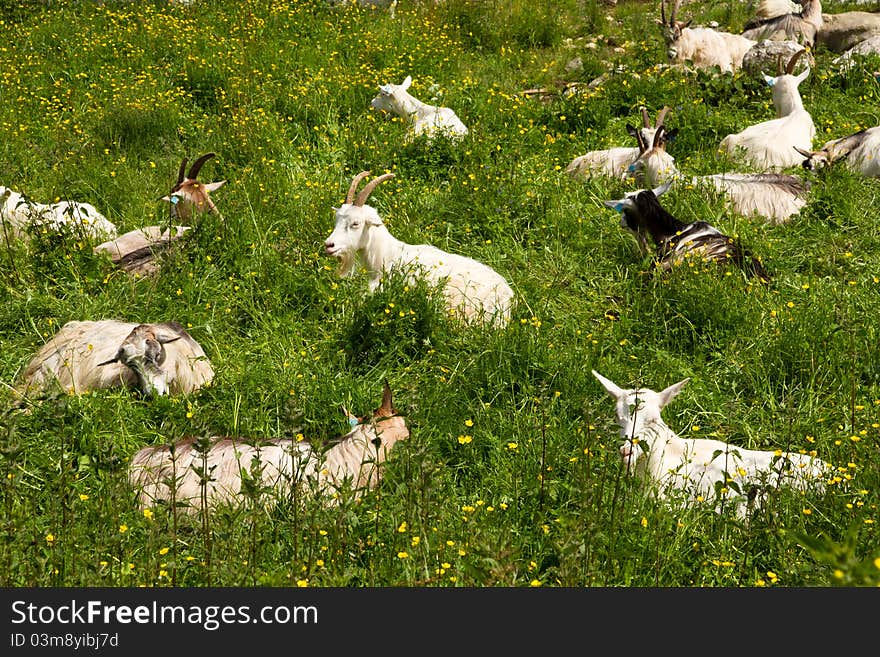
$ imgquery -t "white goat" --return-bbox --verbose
[719,50,815,170]
[629,125,809,225]
[657,0,757,73]
[19,320,214,398]
[128,381,409,514]
[93,225,192,277]
[603,181,771,280]
[370,75,468,143]
[324,171,514,327]
[742,0,823,47]
[0,186,117,243]
[795,126,880,177]
[566,107,671,180]
[593,370,832,519]
[160,152,226,223]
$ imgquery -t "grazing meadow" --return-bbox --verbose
[1,0,879,587]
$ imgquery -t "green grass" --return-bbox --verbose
[0,0,878,587]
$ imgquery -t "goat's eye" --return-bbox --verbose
[349,222,360,229]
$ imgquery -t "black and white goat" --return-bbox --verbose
[796,126,880,178]
[629,124,809,225]
[129,382,409,514]
[603,182,770,280]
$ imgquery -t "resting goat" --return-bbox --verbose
[325,171,514,327]
[603,181,770,280]
[796,126,880,178]
[593,370,832,519]
[719,49,815,171]
[370,75,468,143]
[567,107,671,180]
[160,152,226,223]
[629,125,808,225]
[742,0,823,47]
[658,0,757,73]
[128,381,409,514]
[19,320,214,398]
[0,186,117,243]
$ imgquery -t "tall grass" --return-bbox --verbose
[0,0,877,587]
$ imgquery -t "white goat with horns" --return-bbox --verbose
[629,124,809,225]
[18,320,214,398]
[593,370,833,519]
[566,106,672,180]
[324,171,514,327]
[658,0,757,73]
[128,381,410,514]
[796,126,880,178]
[0,186,117,243]
[719,49,815,171]
[370,75,468,143]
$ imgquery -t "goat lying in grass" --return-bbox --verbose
[370,75,468,143]
[742,0,823,47]
[129,381,409,514]
[325,171,514,327]
[629,124,809,225]
[0,186,117,243]
[603,181,771,281]
[658,0,756,72]
[95,153,223,276]
[19,320,214,398]
[796,126,880,177]
[566,107,671,180]
[593,370,832,519]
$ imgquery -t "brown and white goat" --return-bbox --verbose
[128,382,409,514]
[19,319,214,398]
[160,152,226,222]
[603,182,771,281]
[658,0,757,73]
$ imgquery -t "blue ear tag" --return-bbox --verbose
[349,417,359,429]
[614,202,625,212]
[170,195,180,205]
[627,163,637,173]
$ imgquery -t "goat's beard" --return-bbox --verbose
[334,250,357,278]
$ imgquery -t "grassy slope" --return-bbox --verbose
[0,0,877,586]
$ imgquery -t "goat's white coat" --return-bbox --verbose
[371,75,468,143]
[658,0,755,72]
[0,186,117,242]
[593,371,832,518]
[19,319,214,397]
[128,385,409,513]
[325,174,514,327]
[719,64,815,170]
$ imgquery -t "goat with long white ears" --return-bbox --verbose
[629,124,809,225]
[129,381,409,514]
[593,370,832,519]
[566,107,671,180]
[18,319,214,398]
[796,126,880,178]
[603,181,771,280]
[719,49,815,171]
[370,75,468,143]
[325,171,514,327]
[658,0,757,73]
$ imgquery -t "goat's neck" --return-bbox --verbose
[773,86,805,116]
[644,208,688,247]
[358,224,407,288]
[391,92,434,122]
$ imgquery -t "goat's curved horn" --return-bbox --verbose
[187,152,216,180]
[378,379,395,417]
[661,0,667,25]
[346,170,372,205]
[354,173,395,207]
[786,49,807,75]
[653,125,666,149]
[176,158,188,186]
[670,0,680,24]
[655,106,670,130]
[776,54,784,76]
[641,107,651,128]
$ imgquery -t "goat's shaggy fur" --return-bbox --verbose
[128,382,409,514]
[742,0,823,47]
[719,50,815,170]
[19,319,214,398]
[796,126,880,178]
[325,171,514,327]
[593,370,832,519]
[371,75,468,143]
[629,125,808,224]
[604,182,770,280]
[658,0,756,72]
[0,186,117,242]
[94,225,192,276]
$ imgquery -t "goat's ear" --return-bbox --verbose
[97,353,120,367]
[795,66,810,84]
[657,378,689,408]
[340,404,360,429]
[603,199,629,212]
[762,74,776,87]
[652,180,673,197]
[593,370,625,399]
[680,19,692,28]
[203,180,226,193]
[662,127,678,143]
[401,75,412,89]
[156,334,183,345]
